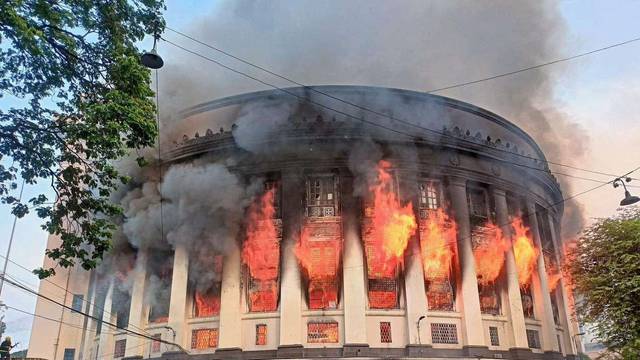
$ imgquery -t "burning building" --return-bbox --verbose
[28,86,581,359]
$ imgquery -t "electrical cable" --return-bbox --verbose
[0,275,188,354]
[0,253,153,337]
[160,37,639,186]
[5,304,118,335]
[164,26,640,181]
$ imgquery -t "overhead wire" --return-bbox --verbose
[0,274,187,354]
[160,36,639,187]
[164,26,640,181]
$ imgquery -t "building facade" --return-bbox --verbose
[28,86,582,359]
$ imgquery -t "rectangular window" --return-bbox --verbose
[419,181,440,216]
[191,328,218,349]
[431,323,458,344]
[114,339,126,358]
[467,186,489,227]
[557,334,563,354]
[63,348,75,360]
[71,294,83,312]
[306,175,339,217]
[526,329,541,349]
[307,322,339,343]
[151,334,162,353]
[489,326,500,346]
[256,324,267,345]
[380,322,392,343]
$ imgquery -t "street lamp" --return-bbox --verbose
[613,177,640,206]
[417,315,426,345]
[141,35,164,69]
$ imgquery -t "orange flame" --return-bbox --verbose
[420,208,457,280]
[473,222,510,286]
[545,254,562,291]
[294,225,341,279]
[242,187,280,281]
[511,217,539,287]
[194,291,221,317]
[365,160,417,278]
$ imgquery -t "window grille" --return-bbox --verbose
[489,326,500,346]
[479,283,501,315]
[368,278,398,309]
[426,278,455,311]
[307,322,339,343]
[431,323,458,344]
[520,287,535,319]
[380,322,392,343]
[71,294,83,312]
[114,339,126,358]
[63,348,75,360]
[191,328,218,349]
[419,181,440,215]
[194,288,221,317]
[256,324,267,345]
[467,187,489,227]
[526,329,541,349]
[306,175,339,217]
[151,334,161,353]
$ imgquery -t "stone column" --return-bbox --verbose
[81,276,98,359]
[405,239,430,348]
[167,242,189,351]
[448,178,485,348]
[124,249,148,359]
[342,177,368,350]
[98,281,115,358]
[217,242,242,350]
[526,201,559,353]
[547,214,577,356]
[278,171,304,354]
[493,189,529,349]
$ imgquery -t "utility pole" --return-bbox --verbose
[0,179,25,298]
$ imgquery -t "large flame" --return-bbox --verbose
[511,217,539,287]
[473,222,510,286]
[294,225,341,279]
[194,290,221,317]
[545,254,561,291]
[420,208,457,280]
[242,187,280,281]
[365,160,417,278]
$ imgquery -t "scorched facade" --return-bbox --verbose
[28,86,582,360]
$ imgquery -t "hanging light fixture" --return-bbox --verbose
[613,177,640,206]
[141,35,164,69]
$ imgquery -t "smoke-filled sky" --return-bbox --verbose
[1,0,639,350]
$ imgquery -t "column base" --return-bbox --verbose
[342,343,369,357]
[277,344,304,358]
[543,350,564,360]
[463,345,491,357]
[215,347,243,359]
[161,350,188,359]
[509,347,534,359]
[406,344,433,357]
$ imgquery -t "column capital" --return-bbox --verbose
[448,176,467,188]
[492,188,507,198]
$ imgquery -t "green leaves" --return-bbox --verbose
[567,207,640,359]
[0,0,165,278]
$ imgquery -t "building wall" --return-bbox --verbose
[27,87,581,360]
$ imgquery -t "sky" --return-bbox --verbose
[1,0,639,352]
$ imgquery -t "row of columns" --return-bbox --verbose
[93,175,572,357]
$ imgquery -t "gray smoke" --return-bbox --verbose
[157,0,587,238]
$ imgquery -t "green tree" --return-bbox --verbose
[0,1,164,278]
[566,207,640,359]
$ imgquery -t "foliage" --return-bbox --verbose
[0,0,165,278]
[566,206,640,359]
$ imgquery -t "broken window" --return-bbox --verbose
[192,255,223,317]
[521,286,535,319]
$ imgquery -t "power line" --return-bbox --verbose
[5,304,117,335]
[164,26,640,181]
[0,252,152,337]
[161,37,637,187]
[0,275,187,354]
